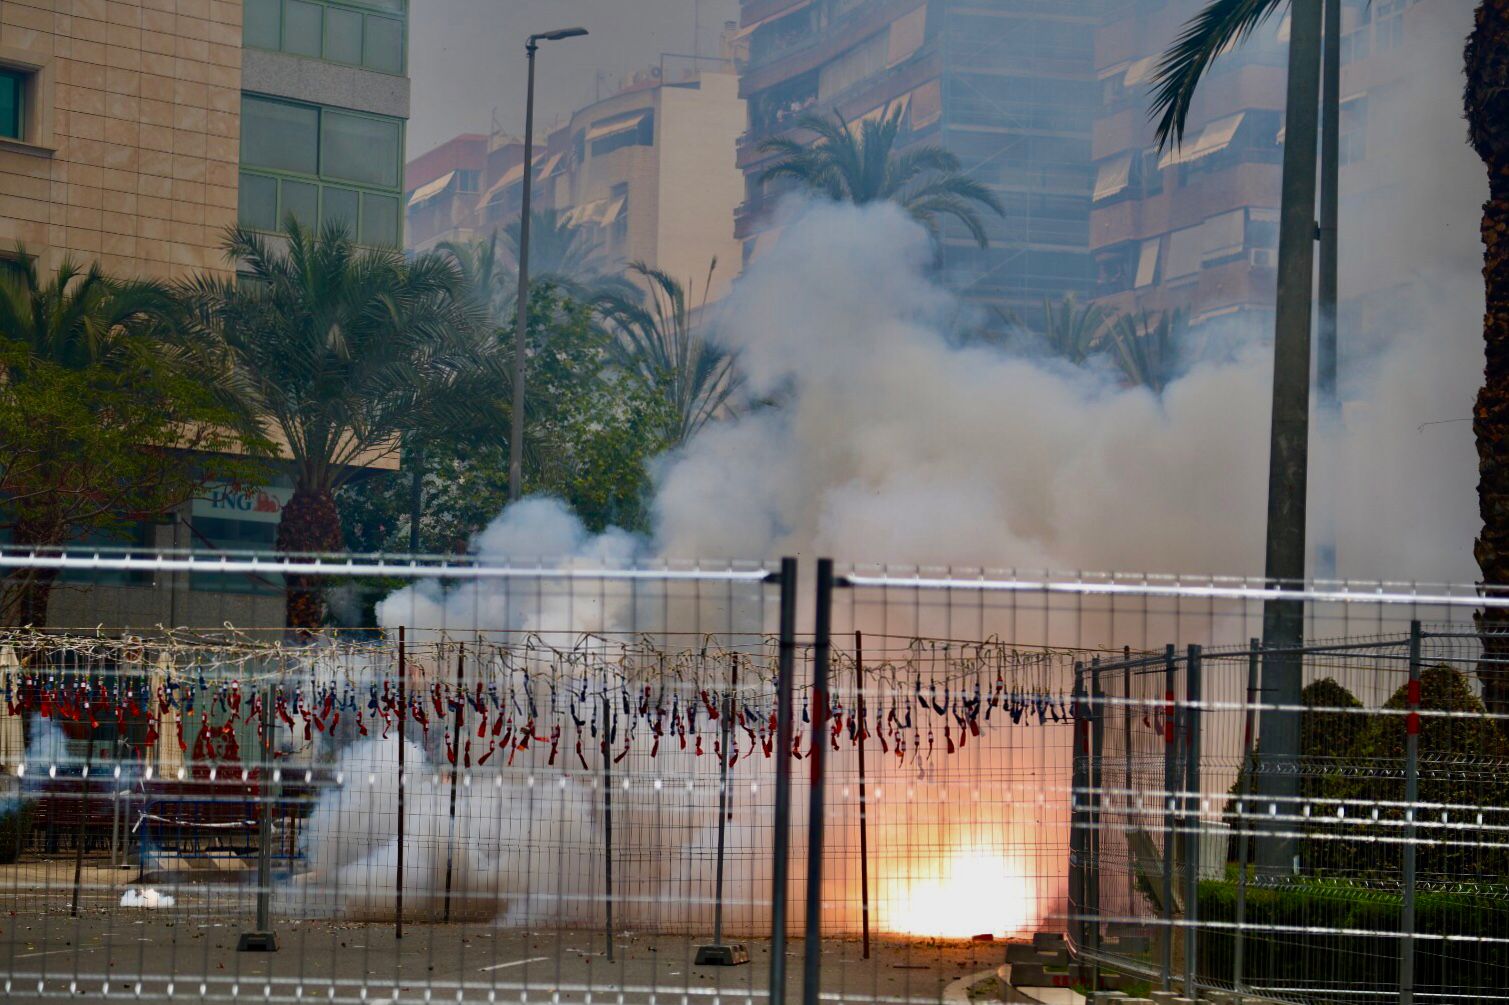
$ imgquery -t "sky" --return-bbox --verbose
[408,0,741,156]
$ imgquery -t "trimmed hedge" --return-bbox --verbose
[1197,878,1509,995]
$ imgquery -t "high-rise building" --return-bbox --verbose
[733,0,1101,321]
[405,56,747,299]
[0,0,408,623]
[1089,0,1466,347]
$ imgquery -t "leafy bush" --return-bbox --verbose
[1197,877,1509,996]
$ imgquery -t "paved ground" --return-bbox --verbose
[1,861,1010,1004]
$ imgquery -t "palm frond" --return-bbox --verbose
[1149,0,1287,149]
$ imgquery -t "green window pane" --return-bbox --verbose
[359,192,399,246]
[238,172,279,230]
[241,96,318,175]
[243,0,281,50]
[320,110,399,188]
[363,15,403,74]
[324,6,363,64]
[0,69,23,141]
[283,0,323,58]
[279,179,319,228]
[320,186,359,235]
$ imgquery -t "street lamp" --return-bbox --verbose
[509,26,589,502]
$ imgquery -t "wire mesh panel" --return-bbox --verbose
[2,553,1508,1004]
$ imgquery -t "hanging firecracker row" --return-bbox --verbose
[0,635,1129,772]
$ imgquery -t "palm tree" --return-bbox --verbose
[758,107,1004,246]
[0,254,260,626]
[183,220,488,631]
[597,260,740,445]
[1149,2,1509,712]
[1106,309,1186,394]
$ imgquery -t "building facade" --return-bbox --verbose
[1089,0,1460,349]
[0,0,408,625]
[405,57,747,299]
[733,0,1101,322]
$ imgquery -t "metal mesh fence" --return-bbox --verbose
[1,551,1506,1003]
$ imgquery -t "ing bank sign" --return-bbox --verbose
[192,483,293,524]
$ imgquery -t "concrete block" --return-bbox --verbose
[1007,963,1074,989]
[1004,944,1040,964]
[1032,930,1066,951]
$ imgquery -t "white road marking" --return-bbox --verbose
[479,955,550,972]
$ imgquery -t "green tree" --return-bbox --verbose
[183,220,487,631]
[988,295,1110,365]
[1106,309,1186,393]
[596,261,740,445]
[1149,0,1509,712]
[0,254,265,627]
[339,285,674,558]
[758,107,1004,246]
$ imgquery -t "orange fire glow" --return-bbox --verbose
[881,845,1037,939]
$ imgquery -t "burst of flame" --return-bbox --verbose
[882,845,1036,939]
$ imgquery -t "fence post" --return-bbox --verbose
[1234,638,1260,990]
[768,557,799,1005]
[1070,661,1087,967]
[70,722,95,918]
[1184,645,1203,996]
[396,626,406,941]
[1160,644,1177,992]
[801,558,834,1005]
[1090,656,1105,975]
[444,642,463,923]
[855,630,872,961]
[1400,621,1421,1005]
[1123,646,1134,926]
[238,683,278,951]
[601,683,614,963]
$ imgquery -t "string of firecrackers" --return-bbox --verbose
[0,633,1103,770]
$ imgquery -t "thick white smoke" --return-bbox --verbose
[338,8,1486,937]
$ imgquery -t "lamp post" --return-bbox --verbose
[508,26,588,502]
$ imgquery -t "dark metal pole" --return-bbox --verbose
[1314,0,1342,582]
[712,656,735,945]
[1183,645,1202,995]
[508,40,538,502]
[602,687,614,962]
[1400,621,1421,1005]
[257,685,274,932]
[854,630,871,961]
[408,451,423,555]
[396,626,406,940]
[444,643,464,923]
[768,557,799,1005]
[801,559,834,1005]
[1089,657,1105,968]
[1234,639,1260,990]
[1122,646,1134,924]
[1256,0,1323,877]
[1069,662,1088,964]
[1160,645,1176,992]
[71,723,95,918]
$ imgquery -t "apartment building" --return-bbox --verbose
[0,0,407,624]
[1090,0,1459,346]
[406,57,747,299]
[733,0,1101,321]
[405,131,486,249]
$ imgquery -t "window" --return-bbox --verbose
[0,67,25,141]
[1165,225,1204,280]
[244,0,405,75]
[587,110,653,158]
[455,169,480,193]
[239,95,404,245]
[1339,95,1367,166]
[1201,209,1246,265]
[321,109,400,187]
